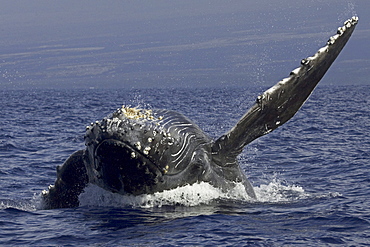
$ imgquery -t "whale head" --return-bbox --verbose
[84,106,213,195]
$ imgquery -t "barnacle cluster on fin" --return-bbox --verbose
[327,16,358,45]
[250,16,358,135]
[261,16,358,95]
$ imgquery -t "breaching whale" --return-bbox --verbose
[42,17,358,209]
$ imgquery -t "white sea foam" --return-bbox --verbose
[78,178,311,208]
[79,182,239,208]
[254,179,309,203]
[12,178,342,211]
[0,199,37,211]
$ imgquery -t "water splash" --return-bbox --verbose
[0,199,37,211]
[8,178,341,211]
[254,179,309,203]
[338,1,357,22]
[78,178,310,208]
[78,182,245,208]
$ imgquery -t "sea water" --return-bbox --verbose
[1,86,369,246]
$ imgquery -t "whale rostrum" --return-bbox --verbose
[42,17,358,209]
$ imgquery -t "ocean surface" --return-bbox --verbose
[1,85,369,246]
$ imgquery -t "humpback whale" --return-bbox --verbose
[42,17,358,209]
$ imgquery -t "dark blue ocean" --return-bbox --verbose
[1,86,369,246]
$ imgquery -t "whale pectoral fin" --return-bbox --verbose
[212,17,358,159]
[42,150,88,209]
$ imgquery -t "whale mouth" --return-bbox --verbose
[93,139,164,195]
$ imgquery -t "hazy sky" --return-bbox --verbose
[0,0,369,89]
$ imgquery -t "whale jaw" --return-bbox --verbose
[90,139,164,195]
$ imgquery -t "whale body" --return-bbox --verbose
[42,17,358,209]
